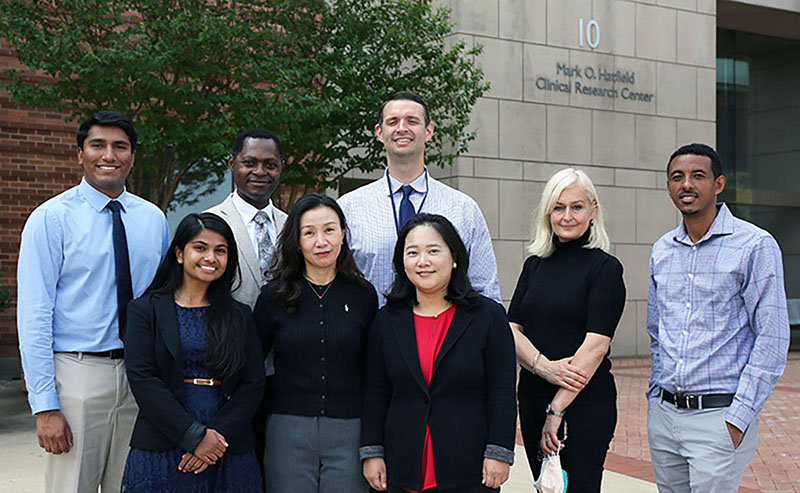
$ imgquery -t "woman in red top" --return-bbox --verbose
[360,214,517,492]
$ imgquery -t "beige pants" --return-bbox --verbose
[46,353,137,493]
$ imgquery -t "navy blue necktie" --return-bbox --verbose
[106,200,133,342]
[398,185,415,229]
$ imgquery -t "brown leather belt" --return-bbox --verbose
[183,378,223,387]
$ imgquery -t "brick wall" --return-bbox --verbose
[0,44,80,369]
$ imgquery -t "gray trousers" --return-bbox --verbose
[264,414,367,493]
[647,398,758,493]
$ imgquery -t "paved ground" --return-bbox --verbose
[1,354,797,492]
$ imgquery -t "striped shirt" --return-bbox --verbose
[646,203,789,431]
[338,168,501,306]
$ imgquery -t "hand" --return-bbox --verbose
[363,457,387,491]
[540,414,563,455]
[36,410,73,454]
[179,452,211,474]
[193,428,228,464]
[726,422,743,450]
[482,458,510,489]
[537,357,588,392]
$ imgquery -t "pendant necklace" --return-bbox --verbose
[305,276,334,300]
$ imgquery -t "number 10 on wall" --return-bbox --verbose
[579,18,600,49]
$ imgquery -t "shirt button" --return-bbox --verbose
[321,410,326,415]
[321,394,326,400]
[686,302,691,309]
[319,304,323,308]
[320,357,325,362]
[682,330,688,336]
[321,339,325,344]
[321,375,326,381]
[319,320,324,325]
[688,273,694,279]
[677,386,682,391]
[679,359,684,364]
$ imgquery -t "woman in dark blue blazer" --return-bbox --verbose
[122,213,264,492]
[360,214,517,492]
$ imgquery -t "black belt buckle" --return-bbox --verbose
[675,393,697,409]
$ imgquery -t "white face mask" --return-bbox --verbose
[534,451,567,493]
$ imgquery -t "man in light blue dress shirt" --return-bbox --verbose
[338,91,501,305]
[17,111,169,492]
[646,143,789,492]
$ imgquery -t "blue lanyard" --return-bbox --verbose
[386,168,429,235]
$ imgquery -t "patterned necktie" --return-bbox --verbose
[254,211,273,276]
[398,185,416,229]
[106,200,133,342]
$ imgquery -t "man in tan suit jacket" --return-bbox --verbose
[206,129,287,487]
[207,128,287,308]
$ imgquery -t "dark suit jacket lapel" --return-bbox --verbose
[432,304,473,376]
[154,293,181,361]
[387,304,428,395]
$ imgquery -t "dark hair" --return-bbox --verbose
[232,128,284,162]
[386,213,477,306]
[146,212,245,378]
[269,193,370,310]
[377,91,431,127]
[668,143,723,178]
[77,111,138,151]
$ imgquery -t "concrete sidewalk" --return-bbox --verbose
[0,377,654,492]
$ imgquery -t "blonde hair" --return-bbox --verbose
[527,168,610,258]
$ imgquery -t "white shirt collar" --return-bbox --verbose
[231,191,275,224]
[385,167,428,196]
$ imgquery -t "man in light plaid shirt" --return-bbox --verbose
[338,91,501,305]
[646,143,789,492]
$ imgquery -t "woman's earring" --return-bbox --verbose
[453,262,457,269]
[590,219,595,226]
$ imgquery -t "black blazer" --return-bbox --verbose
[125,292,265,453]
[361,295,517,491]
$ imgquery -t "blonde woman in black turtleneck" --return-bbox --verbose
[253,193,377,493]
[508,168,626,493]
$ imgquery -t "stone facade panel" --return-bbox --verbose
[499,100,547,161]
[523,44,571,105]
[456,177,500,237]
[473,158,523,180]
[547,0,593,48]
[592,110,635,167]
[476,37,523,99]
[676,119,716,147]
[597,185,636,244]
[498,179,544,240]
[499,0,546,43]
[546,105,592,164]
[677,11,716,67]
[636,188,679,244]
[635,114,677,170]
[636,4,677,62]
[591,0,636,56]
[493,239,526,301]
[468,98,499,157]
[656,62,697,118]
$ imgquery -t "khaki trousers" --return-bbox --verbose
[46,353,137,493]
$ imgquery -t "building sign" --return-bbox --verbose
[535,62,654,102]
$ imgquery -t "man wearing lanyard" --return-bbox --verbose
[339,91,501,305]
[17,111,170,491]
[646,143,789,492]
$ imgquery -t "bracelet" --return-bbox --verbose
[546,403,565,418]
[532,351,542,375]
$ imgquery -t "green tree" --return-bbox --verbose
[1,0,487,211]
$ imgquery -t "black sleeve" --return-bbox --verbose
[253,285,277,359]
[586,256,626,338]
[210,304,265,437]
[507,256,539,325]
[361,310,392,448]
[484,300,518,453]
[124,297,205,451]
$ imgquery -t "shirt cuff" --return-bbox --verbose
[29,391,61,415]
[484,444,514,465]
[179,421,207,452]
[359,445,385,461]
[725,400,755,433]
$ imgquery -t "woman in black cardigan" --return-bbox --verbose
[253,193,378,492]
[122,212,264,492]
[361,214,517,492]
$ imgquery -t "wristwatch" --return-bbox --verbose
[546,403,565,417]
